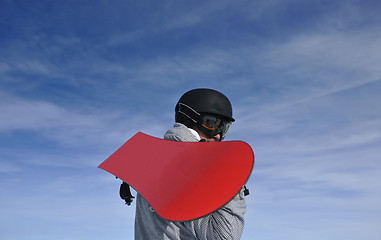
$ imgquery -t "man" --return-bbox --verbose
[134,88,247,239]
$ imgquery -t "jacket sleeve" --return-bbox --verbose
[183,187,246,240]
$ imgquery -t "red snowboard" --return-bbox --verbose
[98,132,254,221]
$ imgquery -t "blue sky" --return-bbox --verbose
[1,0,381,239]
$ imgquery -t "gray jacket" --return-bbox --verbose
[134,123,246,240]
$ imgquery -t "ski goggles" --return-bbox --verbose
[198,114,232,140]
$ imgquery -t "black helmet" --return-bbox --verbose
[175,88,234,139]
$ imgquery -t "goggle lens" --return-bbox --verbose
[199,115,231,139]
[201,115,221,131]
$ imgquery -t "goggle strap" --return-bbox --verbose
[178,103,200,123]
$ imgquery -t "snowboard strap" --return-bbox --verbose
[119,181,135,205]
[243,185,250,196]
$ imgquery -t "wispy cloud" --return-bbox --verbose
[0,92,169,148]
[262,30,381,78]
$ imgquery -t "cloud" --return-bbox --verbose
[0,170,135,240]
[106,22,381,94]
[0,161,21,174]
[0,93,66,131]
[0,92,168,149]
[265,30,381,77]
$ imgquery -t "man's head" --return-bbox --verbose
[175,88,234,141]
